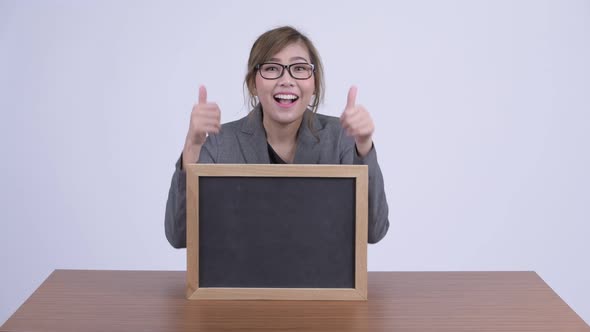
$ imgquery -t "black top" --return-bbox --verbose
[268,143,286,164]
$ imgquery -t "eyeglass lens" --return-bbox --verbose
[258,63,313,80]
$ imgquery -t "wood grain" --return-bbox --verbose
[187,164,367,178]
[355,166,368,299]
[2,270,588,331]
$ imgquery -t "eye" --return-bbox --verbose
[262,64,281,72]
[293,64,308,72]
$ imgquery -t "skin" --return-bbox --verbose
[253,42,316,163]
[340,85,375,157]
[182,85,221,169]
[182,42,375,168]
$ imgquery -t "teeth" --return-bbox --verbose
[274,94,298,100]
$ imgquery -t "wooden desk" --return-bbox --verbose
[1,270,588,331]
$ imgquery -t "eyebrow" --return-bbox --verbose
[269,56,310,63]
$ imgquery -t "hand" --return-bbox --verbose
[182,85,221,168]
[340,86,374,157]
[186,85,221,145]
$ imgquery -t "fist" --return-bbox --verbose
[186,85,221,146]
[340,86,374,156]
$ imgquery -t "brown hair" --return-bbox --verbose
[244,26,325,115]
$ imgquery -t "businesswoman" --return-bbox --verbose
[165,26,389,248]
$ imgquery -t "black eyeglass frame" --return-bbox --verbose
[255,62,316,80]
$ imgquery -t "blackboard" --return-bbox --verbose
[186,165,368,300]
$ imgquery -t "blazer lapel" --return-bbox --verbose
[237,105,270,164]
[293,110,322,164]
[237,106,323,164]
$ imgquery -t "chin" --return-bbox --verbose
[268,111,305,126]
[263,103,307,126]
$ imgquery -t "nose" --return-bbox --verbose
[279,73,295,86]
[277,70,295,87]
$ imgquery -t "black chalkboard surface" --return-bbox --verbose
[186,165,368,300]
[199,176,355,288]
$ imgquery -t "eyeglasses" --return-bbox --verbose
[256,62,315,80]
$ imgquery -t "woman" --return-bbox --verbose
[165,26,389,248]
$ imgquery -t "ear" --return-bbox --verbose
[251,80,257,96]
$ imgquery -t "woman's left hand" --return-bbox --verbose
[340,86,374,157]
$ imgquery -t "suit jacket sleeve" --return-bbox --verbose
[341,142,390,244]
[164,139,217,248]
[164,125,390,248]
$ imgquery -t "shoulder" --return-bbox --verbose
[311,112,346,137]
[303,111,356,155]
[219,106,265,135]
[200,113,248,148]
[202,110,260,148]
[223,113,249,130]
[214,112,253,138]
[314,112,340,128]
[199,113,251,163]
[311,112,352,144]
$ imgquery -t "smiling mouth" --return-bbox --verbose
[274,94,299,105]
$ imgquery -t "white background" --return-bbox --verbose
[1,0,589,326]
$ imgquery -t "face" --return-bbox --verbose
[254,41,316,128]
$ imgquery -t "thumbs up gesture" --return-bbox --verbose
[182,85,221,168]
[340,86,375,157]
[186,85,221,145]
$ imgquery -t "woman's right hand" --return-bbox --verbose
[182,85,221,169]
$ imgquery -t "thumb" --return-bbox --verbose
[198,85,207,104]
[346,86,357,109]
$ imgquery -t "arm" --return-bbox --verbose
[339,86,389,243]
[342,143,390,244]
[164,156,189,248]
[164,143,216,248]
[165,85,220,248]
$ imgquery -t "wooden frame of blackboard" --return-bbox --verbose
[186,164,368,300]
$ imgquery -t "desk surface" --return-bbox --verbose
[1,270,588,332]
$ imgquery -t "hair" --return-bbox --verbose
[244,26,325,116]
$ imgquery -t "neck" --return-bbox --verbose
[263,114,303,164]
[263,117,302,146]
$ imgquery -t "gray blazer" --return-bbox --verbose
[165,105,389,248]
